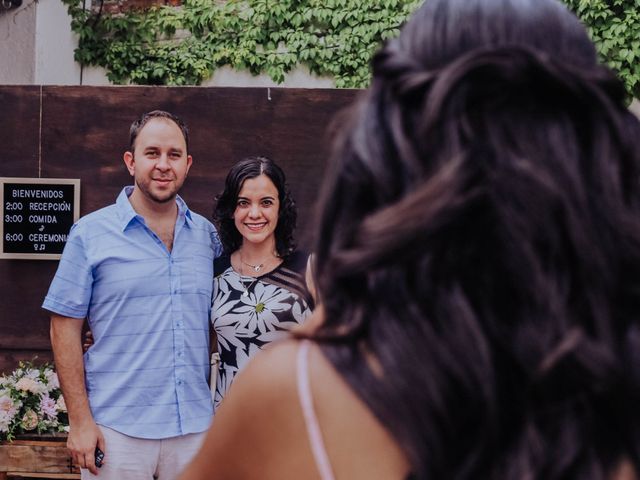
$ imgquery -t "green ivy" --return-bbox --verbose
[62,0,421,87]
[564,0,640,98]
[63,0,640,96]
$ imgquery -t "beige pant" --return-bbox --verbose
[80,425,206,480]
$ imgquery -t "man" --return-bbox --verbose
[43,110,221,478]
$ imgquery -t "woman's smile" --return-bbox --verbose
[234,174,280,247]
[245,222,267,231]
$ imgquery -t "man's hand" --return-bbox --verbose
[83,330,95,353]
[50,315,104,474]
[67,420,105,475]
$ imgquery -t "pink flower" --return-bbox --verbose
[0,364,68,441]
[21,410,38,430]
[0,394,16,414]
[39,395,57,420]
[0,393,20,418]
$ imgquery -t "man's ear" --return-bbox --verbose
[123,151,135,176]
[186,154,193,176]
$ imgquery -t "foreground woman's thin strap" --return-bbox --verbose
[297,340,336,480]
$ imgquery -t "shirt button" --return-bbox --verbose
[177,379,182,385]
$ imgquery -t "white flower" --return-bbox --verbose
[214,314,254,353]
[0,411,11,432]
[55,395,67,413]
[234,342,262,373]
[223,272,250,293]
[0,393,13,411]
[42,417,59,429]
[291,300,312,324]
[15,377,47,395]
[214,366,237,411]
[45,370,60,390]
[234,282,292,333]
[0,362,68,441]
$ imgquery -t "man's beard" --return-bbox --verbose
[136,178,178,204]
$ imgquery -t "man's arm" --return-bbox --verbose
[50,314,104,475]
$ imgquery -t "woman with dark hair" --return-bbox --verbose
[181,0,640,479]
[210,156,314,410]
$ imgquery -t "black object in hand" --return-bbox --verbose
[95,447,105,468]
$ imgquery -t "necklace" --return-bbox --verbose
[242,259,265,273]
[238,250,277,296]
[240,250,277,273]
[240,276,258,297]
[238,254,259,297]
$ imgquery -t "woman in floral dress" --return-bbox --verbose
[211,156,314,410]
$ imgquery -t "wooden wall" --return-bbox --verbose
[0,85,359,374]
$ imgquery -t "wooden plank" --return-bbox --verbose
[0,442,78,474]
[0,434,78,479]
[39,86,358,244]
[0,87,54,367]
[0,86,40,178]
[0,350,55,377]
[9,433,67,443]
[7,473,79,479]
[0,261,58,350]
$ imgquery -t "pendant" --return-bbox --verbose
[253,264,262,272]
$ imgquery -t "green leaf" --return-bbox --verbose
[60,0,639,98]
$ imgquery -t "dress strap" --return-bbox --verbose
[296,340,336,480]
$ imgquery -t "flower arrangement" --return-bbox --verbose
[0,361,68,442]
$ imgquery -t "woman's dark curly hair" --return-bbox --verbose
[310,0,640,479]
[213,156,297,257]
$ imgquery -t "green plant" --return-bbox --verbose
[0,361,68,442]
[63,0,421,87]
[565,0,640,99]
[63,0,640,97]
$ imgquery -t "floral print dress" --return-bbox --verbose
[211,251,314,411]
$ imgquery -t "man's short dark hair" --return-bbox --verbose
[129,110,189,152]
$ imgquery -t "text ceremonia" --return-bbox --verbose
[1,178,80,259]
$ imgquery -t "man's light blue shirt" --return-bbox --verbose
[43,186,222,439]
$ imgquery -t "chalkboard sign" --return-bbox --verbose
[0,178,80,260]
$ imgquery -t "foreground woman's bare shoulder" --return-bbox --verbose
[180,338,411,480]
[179,340,315,480]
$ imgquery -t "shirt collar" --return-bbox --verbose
[116,186,193,231]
